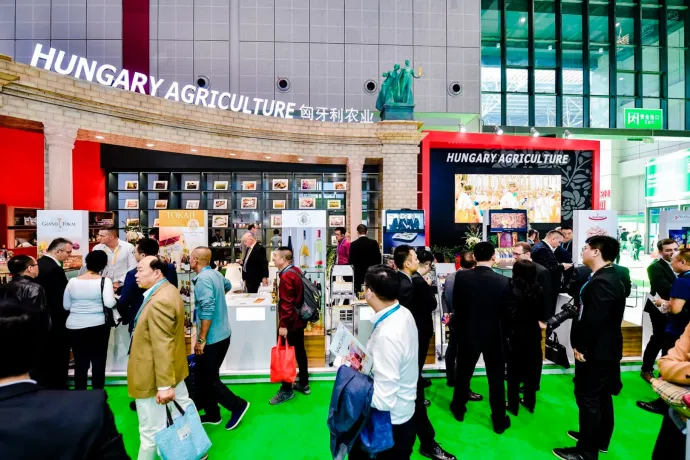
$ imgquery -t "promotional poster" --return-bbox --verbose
[572,210,618,265]
[158,210,208,269]
[37,210,89,270]
[281,210,327,269]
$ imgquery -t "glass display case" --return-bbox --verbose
[176,270,196,354]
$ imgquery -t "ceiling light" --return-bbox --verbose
[494,126,503,136]
[616,22,620,27]
[191,149,197,152]
[146,143,154,147]
[265,155,271,159]
[229,153,236,156]
[563,130,572,139]
[95,135,104,140]
[458,122,467,133]
[496,43,501,49]
[547,45,553,51]
[619,77,624,80]
[298,158,304,162]
[520,17,526,24]
[599,47,604,54]
[530,127,540,138]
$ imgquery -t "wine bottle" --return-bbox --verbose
[314,229,324,268]
[287,230,293,254]
[300,230,310,268]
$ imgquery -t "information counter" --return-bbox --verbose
[223,293,277,371]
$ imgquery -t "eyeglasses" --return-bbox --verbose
[512,252,524,256]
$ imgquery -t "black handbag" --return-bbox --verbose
[101,278,117,328]
[545,332,570,369]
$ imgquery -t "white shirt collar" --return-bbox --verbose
[370,302,400,323]
[0,378,37,388]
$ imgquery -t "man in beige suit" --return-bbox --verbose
[129,256,196,460]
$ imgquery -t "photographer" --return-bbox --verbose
[553,236,626,460]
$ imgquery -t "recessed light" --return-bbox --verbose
[520,17,526,24]
[146,143,154,147]
[95,135,104,140]
[495,43,501,49]
[229,153,236,156]
[265,156,271,159]
[298,158,304,162]
[599,47,604,54]
[619,77,624,81]
[191,149,197,152]
[616,22,620,27]
[547,45,552,51]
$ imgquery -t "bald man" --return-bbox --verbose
[190,247,250,430]
[241,232,269,293]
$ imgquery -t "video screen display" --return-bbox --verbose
[489,210,528,233]
[385,211,425,232]
[454,174,562,224]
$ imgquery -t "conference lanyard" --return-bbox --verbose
[110,245,121,265]
[579,265,613,320]
[372,305,400,333]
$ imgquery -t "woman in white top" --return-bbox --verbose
[63,250,116,390]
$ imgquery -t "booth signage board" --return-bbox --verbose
[30,44,373,124]
[281,211,327,269]
[659,210,690,244]
[158,210,208,268]
[624,108,663,129]
[646,151,690,201]
[572,210,618,266]
[37,210,89,270]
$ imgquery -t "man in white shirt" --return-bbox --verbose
[348,265,418,460]
[499,182,521,209]
[93,226,137,290]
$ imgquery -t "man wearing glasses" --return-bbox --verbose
[4,255,45,309]
[35,238,73,389]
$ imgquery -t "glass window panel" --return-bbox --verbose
[617,73,636,96]
[643,98,660,109]
[642,48,660,72]
[481,93,502,126]
[590,46,610,96]
[668,9,685,48]
[506,94,529,126]
[535,69,555,94]
[591,97,610,128]
[535,96,556,127]
[534,1,556,41]
[563,96,584,127]
[668,0,686,6]
[616,47,636,71]
[562,3,583,42]
[535,44,556,68]
[669,49,685,98]
[643,74,661,97]
[641,8,660,46]
[641,0,659,4]
[616,98,636,128]
[668,99,685,130]
[481,0,502,39]
[506,40,529,66]
[563,47,583,94]
[481,43,502,92]
[589,4,609,43]
[616,6,636,45]
[505,0,529,40]
[506,68,528,92]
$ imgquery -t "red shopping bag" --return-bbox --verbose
[270,337,297,383]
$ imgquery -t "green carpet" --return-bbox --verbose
[109,372,661,459]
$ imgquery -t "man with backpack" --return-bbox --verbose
[270,247,310,405]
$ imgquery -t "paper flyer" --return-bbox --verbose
[329,323,373,375]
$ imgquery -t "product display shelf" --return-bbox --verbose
[107,171,381,262]
[176,270,196,355]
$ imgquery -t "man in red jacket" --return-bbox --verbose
[270,247,308,405]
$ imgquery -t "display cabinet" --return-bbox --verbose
[175,270,196,354]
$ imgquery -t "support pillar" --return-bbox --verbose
[347,158,364,239]
[44,124,78,210]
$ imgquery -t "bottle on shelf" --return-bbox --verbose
[300,230,310,268]
[314,229,324,268]
[287,230,293,254]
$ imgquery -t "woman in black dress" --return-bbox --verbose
[506,259,545,415]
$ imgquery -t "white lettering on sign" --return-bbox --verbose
[445,151,571,165]
[30,44,373,124]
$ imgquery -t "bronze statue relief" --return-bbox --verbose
[377,60,422,120]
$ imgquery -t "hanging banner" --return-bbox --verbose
[158,210,208,270]
[37,210,89,270]
[572,210,618,266]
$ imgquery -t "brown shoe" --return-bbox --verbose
[640,371,653,383]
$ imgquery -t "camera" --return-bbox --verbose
[546,299,579,332]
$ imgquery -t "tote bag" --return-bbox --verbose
[154,400,212,460]
[544,332,570,370]
[270,337,297,383]
[652,378,690,418]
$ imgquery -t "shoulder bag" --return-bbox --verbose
[101,278,117,328]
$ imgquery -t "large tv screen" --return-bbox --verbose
[454,174,562,223]
[385,210,425,231]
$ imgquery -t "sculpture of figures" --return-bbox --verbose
[376,65,400,112]
[399,60,422,104]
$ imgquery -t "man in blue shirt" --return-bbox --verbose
[191,247,249,431]
[658,249,690,348]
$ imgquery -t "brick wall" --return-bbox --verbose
[0,57,425,211]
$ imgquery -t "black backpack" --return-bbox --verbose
[288,267,321,323]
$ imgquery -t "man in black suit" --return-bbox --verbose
[349,224,382,294]
[554,236,626,460]
[532,230,573,318]
[34,237,73,390]
[450,242,512,434]
[0,299,128,459]
[241,232,269,293]
[568,263,632,306]
[394,245,455,460]
[513,242,552,324]
[637,238,678,414]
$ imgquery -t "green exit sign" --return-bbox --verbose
[624,108,663,129]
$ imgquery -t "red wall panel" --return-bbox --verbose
[72,141,105,211]
[0,127,44,208]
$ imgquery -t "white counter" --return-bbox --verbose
[223,293,276,371]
